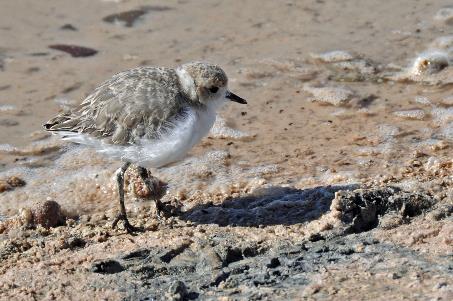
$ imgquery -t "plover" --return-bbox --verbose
[44,62,247,233]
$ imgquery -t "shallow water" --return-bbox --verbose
[0,0,452,217]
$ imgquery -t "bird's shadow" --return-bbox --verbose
[175,184,359,227]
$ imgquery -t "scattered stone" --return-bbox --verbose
[48,44,98,57]
[103,9,147,27]
[59,237,86,249]
[103,6,171,27]
[19,208,33,225]
[331,187,436,233]
[91,260,125,274]
[267,257,281,268]
[32,200,64,228]
[410,51,449,75]
[60,24,77,31]
[165,281,189,301]
[0,176,26,193]
[126,167,167,200]
[7,176,26,188]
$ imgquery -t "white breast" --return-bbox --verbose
[63,105,217,168]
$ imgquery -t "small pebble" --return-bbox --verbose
[32,200,64,228]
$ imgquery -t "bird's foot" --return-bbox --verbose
[112,213,143,234]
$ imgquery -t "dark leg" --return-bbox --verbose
[137,166,166,219]
[112,162,143,234]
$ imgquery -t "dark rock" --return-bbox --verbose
[103,9,148,27]
[48,44,98,57]
[61,237,86,249]
[210,271,231,287]
[60,24,77,31]
[122,249,150,261]
[102,6,172,28]
[308,233,325,242]
[267,257,281,268]
[166,280,188,301]
[332,187,436,233]
[91,260,125,274]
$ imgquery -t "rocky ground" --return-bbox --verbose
[0,156,451,300]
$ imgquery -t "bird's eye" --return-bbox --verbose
[209,86,219,93]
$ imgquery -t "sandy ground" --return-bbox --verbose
[0,0,452,300]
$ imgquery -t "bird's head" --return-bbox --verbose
[176,62,247,109]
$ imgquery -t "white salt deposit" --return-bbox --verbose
[0,104,16,112]
[393,109,426,120]
[332,59,376,75]
[303,85,354,106]
[431,107,453,125]
[310,50,355,63]
[209,116,254,140]
[409,51,449,76]
[414,96,431,105]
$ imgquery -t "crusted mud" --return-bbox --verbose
[0,157,451,300]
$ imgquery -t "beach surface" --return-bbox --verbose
[0,0,452,300]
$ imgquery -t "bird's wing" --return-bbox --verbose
[44,67,189,145]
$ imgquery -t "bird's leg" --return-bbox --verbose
[137,166,166,220]
[112,162,143,234]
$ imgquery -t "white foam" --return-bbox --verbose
[414,96,431,105]
[209,116,254,140]
[310,50,355,63]
[393,109,426,120]
[0,104,16,112]
[303,85,354,106]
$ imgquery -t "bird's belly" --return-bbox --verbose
[121,107,216,168]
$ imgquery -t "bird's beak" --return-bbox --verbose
[225,91,247,104]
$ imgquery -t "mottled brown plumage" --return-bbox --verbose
[45,67,196,144]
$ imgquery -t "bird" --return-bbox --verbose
[44,62,247,233]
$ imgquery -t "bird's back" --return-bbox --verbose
[44,67,192,145]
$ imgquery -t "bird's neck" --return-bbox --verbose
[175,67,197,102]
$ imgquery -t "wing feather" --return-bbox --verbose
[44,67,188,145]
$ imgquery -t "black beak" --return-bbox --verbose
[226,91,247,104]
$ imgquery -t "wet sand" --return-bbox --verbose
[0,0,452,300]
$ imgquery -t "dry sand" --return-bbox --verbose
[0,0,452,300]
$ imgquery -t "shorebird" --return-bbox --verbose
[44,62,247,233]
